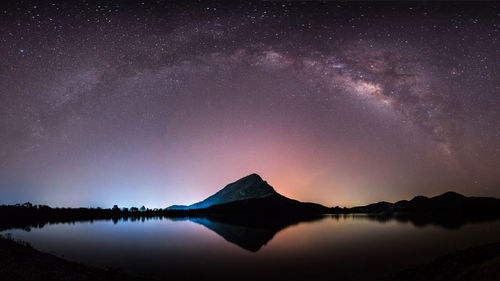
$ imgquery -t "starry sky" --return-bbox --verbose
[1,1,499,208]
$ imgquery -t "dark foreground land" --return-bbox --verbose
[0,235,150,281]
[1,233,499,281]
[380,242,500,281]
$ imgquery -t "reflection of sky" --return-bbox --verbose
[3,217,500,280]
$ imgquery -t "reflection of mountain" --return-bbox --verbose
[168,174,330,213]
[189,217,275,252]
[359,212,500,230]
[181,214,325,252]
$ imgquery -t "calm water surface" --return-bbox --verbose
[3,215,500,281]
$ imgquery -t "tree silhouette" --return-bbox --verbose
[22,202,33,208]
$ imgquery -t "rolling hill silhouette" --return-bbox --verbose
[350,191,500,213]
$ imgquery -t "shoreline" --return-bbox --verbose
[379,242,500,281]
[0,234,152,281]
[1,233,499,281]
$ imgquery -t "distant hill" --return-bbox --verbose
[166,174,500,216]
[167,173,330,213]
[350,191,500,214]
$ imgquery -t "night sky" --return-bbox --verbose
[1,1,499,208]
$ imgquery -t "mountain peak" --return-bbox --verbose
[244,173,263,181]
[410,195,428,202]
[168,173,277,210]
[436,191,466,199]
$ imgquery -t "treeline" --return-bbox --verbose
[0,202,201,231]
[4,191,500,232]
[0,201,349,232]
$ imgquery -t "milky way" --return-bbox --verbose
[0,1,499,207]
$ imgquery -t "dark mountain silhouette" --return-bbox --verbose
[168,174,276,210]
[166,175,500,217]
[166,174,500,217]
[167,173,330,213]
[3,181,500,235]
[200,193,330,214]
[350,191,500,214]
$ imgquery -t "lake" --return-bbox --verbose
[2,214,500,281]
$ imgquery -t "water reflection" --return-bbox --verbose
[4,212,500,246]
[4,212,500,253]
[184,214,324,251]
[2,213,500,281]
[346,212,500,229]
